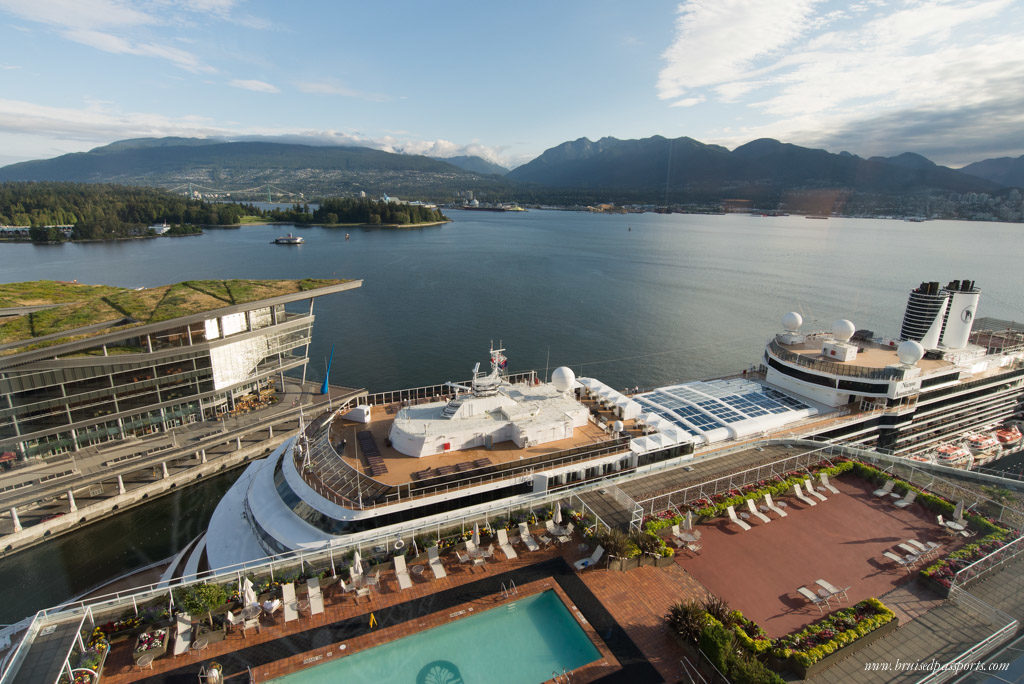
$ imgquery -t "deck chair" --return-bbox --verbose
[172,613,191,656]
[894,490,917,508]
[225,609,243,633]
[518,522,540,551]
[907,539,939,559]
[427,545,447,579]
[545,519,562,537]
[574,545,604,571]
[455,550,471,564]
[282,582,298,623]
[873,479,895,497]
[243,615,261,636]
[557,522,575,544]
[482,543,495,558]
[394,554,413,590]
[797,586,830,613]
[819,472,840,494]
[465,538,479,556]
[746,498,771,524]
[804,478,827,501]
[764,493,787,517]
[882,550,915,573]
[727,505,751,531]
[496,529,518,559]
[307,577,324,616]
[814,579,849,602]
[792,482,817,506]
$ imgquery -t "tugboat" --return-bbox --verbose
[272,233,304,245]
[935,443,974,469]
[964,431,1002,467]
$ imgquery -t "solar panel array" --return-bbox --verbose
[634,379,810,437]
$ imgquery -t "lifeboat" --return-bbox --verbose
[964,431,1001,467]
[996,425,1022,447]
[935,443,973,469]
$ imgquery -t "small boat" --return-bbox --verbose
[996,425,1022,447]
[273,233,303,245]
[935,443,973,469]
[345,234,350,240]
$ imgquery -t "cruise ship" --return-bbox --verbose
[174,279,1024,575]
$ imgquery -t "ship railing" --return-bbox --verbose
[766,338,906,380]
[362,370,538,408]
[951,534,1024,590]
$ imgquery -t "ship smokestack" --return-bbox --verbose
[899,279,980,351]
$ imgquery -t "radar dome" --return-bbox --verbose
[550,366,576,392]
[782,312,803,332]
[832,319,856,342]
[896,340,925,365]
[612,420,625,433]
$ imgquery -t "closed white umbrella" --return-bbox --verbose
[352,549,363,578]
[412,537,419,558]
[472,522,480,547]
[553,503,563,525]
[243,577,257,608]
[685,509,694,531]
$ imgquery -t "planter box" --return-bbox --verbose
[606,557,624,571]
[793,617,900,679]
[620,557,640,571]
[655,554,675,568]
[195,625,226,645]
[132,628,168,663]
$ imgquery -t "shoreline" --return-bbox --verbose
[238,219,452,229]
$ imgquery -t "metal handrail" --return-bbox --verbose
[767,338,906,380]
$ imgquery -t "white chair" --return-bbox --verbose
[819,472,840,494]
[465,538,479,556]
[797,586,830,613]
[496,529,518,559]
[907,539,939,559]
[282,582,298,623]
[262,599,282,619]
[427,546,447,579]
[894,490,917,508]
[225,610,243,633]
[727,505,751,531]
[882,550,915,573]
[873,479,895,497]
[815,579,848,602]
[804,478,827,501]
[792,482,817,506]
[518,523,540,552]
[764,493,787,517]
[746,498,771,524]
[545,519,561,537]
[557,522,575,544]
[307,577,324,616]
[455,550,471,564]
[394,554,413,590]
[574,545,604,571]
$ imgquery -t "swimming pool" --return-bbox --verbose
[270,590,602,683]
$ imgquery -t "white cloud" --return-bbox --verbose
[295,81,390,102]
[229,79,279,94]
[669,96,705,108]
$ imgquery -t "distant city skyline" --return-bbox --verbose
[0,0,1021,169]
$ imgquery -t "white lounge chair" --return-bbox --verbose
[894,490,917,508]
[746,498,771,524]
[727,505,751,531]
[282,582,298,623]
[873,479,895,497]
[792,482,817,506]
[307,577,324,617]
[819,472,840,494]
[574,545,604,571]
[907,539,940,559]
[172,613,191,656]
[427,546,447,579]
[496,529,518,559]
[804,478,827,501]
[557,522,575,544]
[815,579,849,602]
[764,493,788,517]
[882,550,915,573]
[394,554,413,590]
[519,523,540,552]
[797,586,830,613]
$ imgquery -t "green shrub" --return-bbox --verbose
[666,600,707,642]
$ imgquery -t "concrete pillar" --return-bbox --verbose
[236,437,242,449]
[268,425,273,438]
[67,490,77,512]
[200,449,207,464]
[10,507,22,533]
[117,474,126,495]
[161,462,169,479]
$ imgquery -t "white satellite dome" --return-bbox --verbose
[896,340,925,365]
[832,319,856,342]
[612,420,625,433]
[550,366,575,392]
[782,311,803,332]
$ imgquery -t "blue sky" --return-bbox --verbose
[1,0,1022,169]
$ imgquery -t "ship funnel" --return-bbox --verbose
[899,279,980,351]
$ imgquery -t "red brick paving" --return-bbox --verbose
[673,475,961,637]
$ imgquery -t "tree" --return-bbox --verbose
[174,583,227,627]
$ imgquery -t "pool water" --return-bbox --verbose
[271,590,602,683]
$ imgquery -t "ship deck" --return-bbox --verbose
[782,338,950,372]
[328,405,616,488]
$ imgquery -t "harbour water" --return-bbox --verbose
[1,209,1022,621]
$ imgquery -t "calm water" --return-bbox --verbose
[1,209,1022,620]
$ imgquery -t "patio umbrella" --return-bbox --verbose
[553,503,563,525]
[472,522,480,547]
[685,509,694,531]
[243,577,258,608]
[412,537,419,558]
[352,549,363,578]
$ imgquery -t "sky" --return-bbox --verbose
[0,0,1022,169]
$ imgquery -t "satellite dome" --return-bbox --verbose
[612,420,625,433]
[550,366,575,392]
[782,312,803,332]
[896,340,925,365]
[832,319,856,342]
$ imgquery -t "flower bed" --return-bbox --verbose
[133,627,167,662]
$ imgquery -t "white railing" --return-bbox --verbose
[952,534,1024,589]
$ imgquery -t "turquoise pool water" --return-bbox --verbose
[271,590,602,683]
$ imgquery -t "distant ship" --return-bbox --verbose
[272,233,304,245]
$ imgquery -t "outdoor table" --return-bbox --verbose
[889,492,901,499]
[678,531,698,543]
[945,520,966,531]
[411,565,424,576]
[242,605,261,620]
[739,512,751,519]
[136,653,155,670]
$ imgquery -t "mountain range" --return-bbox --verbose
[0,135,1019,206]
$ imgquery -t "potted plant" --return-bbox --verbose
[174,583,228,629]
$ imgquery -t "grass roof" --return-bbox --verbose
[0,278,346,353]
